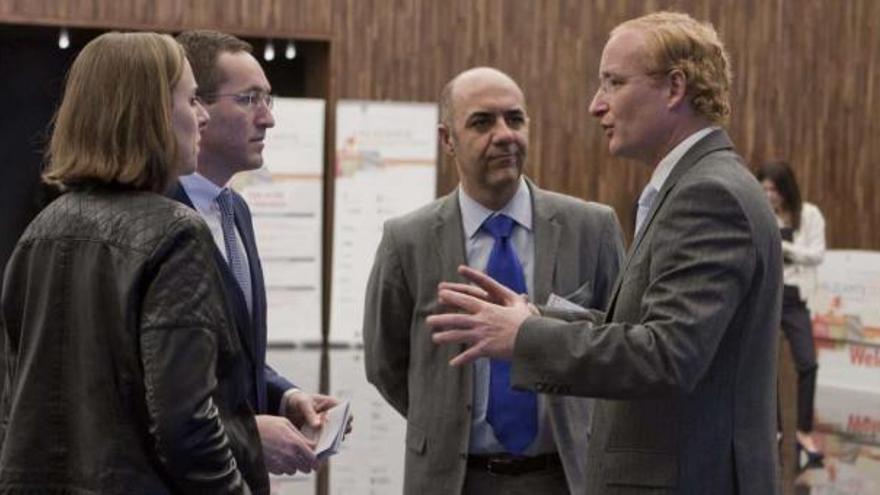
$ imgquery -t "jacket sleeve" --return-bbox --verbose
[139,220,251,495]
[265,365,297,414]
[362,222,414,417]
[512,178,759,399]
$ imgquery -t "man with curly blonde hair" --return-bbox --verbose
[431,11,782,494]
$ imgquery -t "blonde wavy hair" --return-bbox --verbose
[614,11,732,123]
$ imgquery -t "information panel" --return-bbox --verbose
[231,97,325,344]
[811,250,880,392]
[329,100,438,345]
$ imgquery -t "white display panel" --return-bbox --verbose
[264,347,323,494]
[330,100,438,345]
[327,349,406,494]
[232,97,325,344]
[811,250,880,392]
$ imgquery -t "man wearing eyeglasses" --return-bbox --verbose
[430,12,782,494]
[172,30,339,476]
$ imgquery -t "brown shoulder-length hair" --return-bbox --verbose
[44,31,186,193]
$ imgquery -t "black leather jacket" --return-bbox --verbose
[0,187,268,494]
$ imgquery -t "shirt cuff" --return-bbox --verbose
[278,387,301,417]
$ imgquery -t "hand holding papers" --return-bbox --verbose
[546,293,591,316]
[303,401,352,461]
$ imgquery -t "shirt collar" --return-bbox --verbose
[458,176,532,239]
[179,172,226,212]
[648,126,718,192]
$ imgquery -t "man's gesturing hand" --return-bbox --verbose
[428,265,533,366]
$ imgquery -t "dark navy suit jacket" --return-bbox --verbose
[170,181,296,414]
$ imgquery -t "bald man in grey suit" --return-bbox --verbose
[363,67,624,494]
[431,13,782,495]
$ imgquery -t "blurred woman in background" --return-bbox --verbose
[0,32,267,493]
[757,160,827,467]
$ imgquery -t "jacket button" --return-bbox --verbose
[460,453,467,460]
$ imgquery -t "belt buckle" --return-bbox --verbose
[486,456,516,476]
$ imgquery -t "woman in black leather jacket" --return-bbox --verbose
[0,32,267,494]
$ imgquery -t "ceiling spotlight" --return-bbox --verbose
[263,40,275,61]
[58,28,70,49]
[285,40,297,60]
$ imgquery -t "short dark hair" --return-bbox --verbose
[176,30,252,99]
[756,160,803,230]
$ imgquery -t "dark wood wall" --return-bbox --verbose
[2,0,878,249]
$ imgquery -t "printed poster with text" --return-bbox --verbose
[328,349,406,495]
[230,97,325,344]
[330,100,438,344]
[810,250,880,392]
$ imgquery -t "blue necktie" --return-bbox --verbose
[217,188,253,314]
[481,214,537,454]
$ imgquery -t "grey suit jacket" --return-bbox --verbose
[363,179,624,494]
[513,130,783,494]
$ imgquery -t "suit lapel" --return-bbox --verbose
[168,181,194,208]
[605,129,735,319]
[529,181,560,305]
[432,190,472,392]
[630,129,735,256]
[169,181,258,366]
[432,191,468,282]
[229,191,266,410]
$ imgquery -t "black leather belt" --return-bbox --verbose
[466,453,562,476]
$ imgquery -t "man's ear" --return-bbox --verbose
[667,68,688,109]
[438,124,456,156]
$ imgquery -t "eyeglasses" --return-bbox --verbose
[204,90,274,110]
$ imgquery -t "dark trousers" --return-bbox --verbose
[781,285,819,432]
[463,464,568,494]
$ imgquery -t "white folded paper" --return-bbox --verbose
[303,400,351,460]
[546,293,591,315]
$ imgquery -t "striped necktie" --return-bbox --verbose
[217,188,253,314]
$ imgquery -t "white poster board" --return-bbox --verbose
[265,348,323,494]
[810,250,880,392]
[814,385,880,444]
[327,349,406,495]
[231,97,325,345]
[329,100,438,345]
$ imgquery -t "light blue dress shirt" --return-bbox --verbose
[179,173,252,285]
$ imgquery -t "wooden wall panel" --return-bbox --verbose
[329,0,880,249]
[0,0,332,37]
[1,0,878,249]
